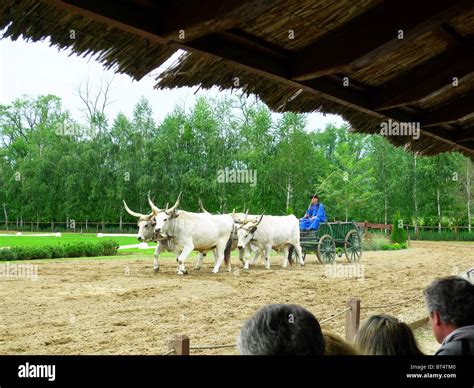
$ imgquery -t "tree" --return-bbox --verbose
[75,77,114,133]
[0,92,472,233]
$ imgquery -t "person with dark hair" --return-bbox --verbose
[355,314,424,355]
[237,304,325,355]
[423,276,474,355]
[300,194,327,231]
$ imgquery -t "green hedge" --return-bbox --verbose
[382,242,408,250]
[0,240,119,261]
[411,230,474,241]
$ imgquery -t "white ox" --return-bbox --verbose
[236,215,304,269]
[124,196,215,272]
[230,210,265,268]
[197,205,265,269]
[154,195,234,275]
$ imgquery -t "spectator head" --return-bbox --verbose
[322,330,359,355]
[423,276,474,343]
[237,304,325,355]
[355,314,423,355]
[310,194,319,204]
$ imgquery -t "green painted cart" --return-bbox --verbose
[293,221,363,264]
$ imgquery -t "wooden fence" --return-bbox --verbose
[2,220,471,236]
[356,221,392,234]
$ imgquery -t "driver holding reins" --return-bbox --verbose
[300,194,327,231]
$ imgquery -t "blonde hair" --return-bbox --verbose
[355,314,424,355]
[323,330,359,355]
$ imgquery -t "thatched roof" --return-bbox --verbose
[1,0,474,158]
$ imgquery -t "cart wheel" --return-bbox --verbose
[344,229,362,262]
[317,234,336,264]
[315,249,323,264]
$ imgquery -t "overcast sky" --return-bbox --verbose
[0,36,345,131]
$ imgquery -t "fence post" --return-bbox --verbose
[167,335,190,355]
[345,298,360,343]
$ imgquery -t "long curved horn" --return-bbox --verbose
[148,191,160,215]
[243,209,249,223]
[198,198,208,214]
[166,192,182,214]
[123,200,145,218]
[255,214,264,227]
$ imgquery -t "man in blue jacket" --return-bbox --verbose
[300,194,327,231]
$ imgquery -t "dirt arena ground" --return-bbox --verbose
[0,241,472,355]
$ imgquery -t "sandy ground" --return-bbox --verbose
[416,323,441,355]
[0,241,472,355]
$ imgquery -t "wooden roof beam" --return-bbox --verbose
[291,0,474,81]
[435,23,466,46]
[44,0,168,44]
[157,0,279,41]
[219,29,292,62]
[47,0,278,42]
[454,127,474,142]
[421,91,474,127]
[373,44,474,110]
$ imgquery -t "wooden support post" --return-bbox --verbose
[345,298,361,343]
[168,335,190,355]
[408,316,429,331]
[406,226,410,247]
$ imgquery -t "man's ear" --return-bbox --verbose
[432,310,443,326]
